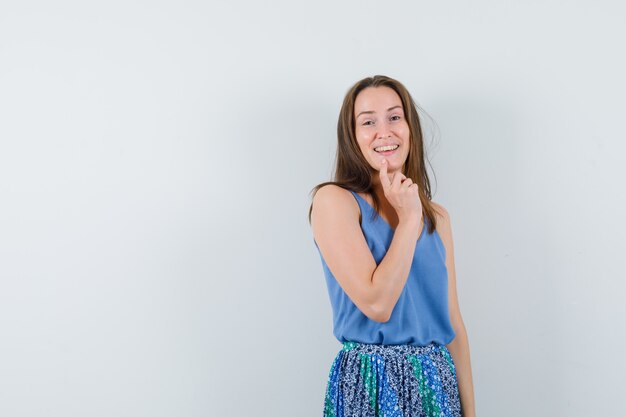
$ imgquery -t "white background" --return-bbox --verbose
[1,1,625,416]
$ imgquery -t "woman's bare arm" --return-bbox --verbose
[435,203,476,417]
[310,163,422,322]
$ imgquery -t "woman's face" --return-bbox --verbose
[353,86,410,178]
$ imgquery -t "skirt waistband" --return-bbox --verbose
[341,340,445,355]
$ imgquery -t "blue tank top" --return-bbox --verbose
[313,190,456,346]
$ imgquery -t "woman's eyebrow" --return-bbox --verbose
[356,105,402,118]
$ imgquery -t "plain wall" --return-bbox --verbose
[1,1,625,416]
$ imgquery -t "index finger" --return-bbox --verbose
[378,159,391,188]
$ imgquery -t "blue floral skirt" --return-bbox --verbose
[323,341,461,417]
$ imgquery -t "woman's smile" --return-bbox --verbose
[374,144,400,156]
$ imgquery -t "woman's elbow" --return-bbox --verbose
[365,302,392,323]
[354,286,393,323]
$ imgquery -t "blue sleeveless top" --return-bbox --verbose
[313,190,456,346]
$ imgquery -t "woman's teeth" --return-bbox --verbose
[375,144,399,153]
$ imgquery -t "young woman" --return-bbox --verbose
[308,75,476,417]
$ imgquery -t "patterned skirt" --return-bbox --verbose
[323,341,461,417]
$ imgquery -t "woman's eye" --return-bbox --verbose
[363,120,374,126]
[390,115,401,121]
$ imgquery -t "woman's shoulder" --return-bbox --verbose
[430,200,450,222]
[312,184,359,217]
[429,200,453,243]
[315,183,352,196]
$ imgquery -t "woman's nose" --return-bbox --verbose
[376,123,392,139]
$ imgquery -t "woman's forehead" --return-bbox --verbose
[354,87,403,115]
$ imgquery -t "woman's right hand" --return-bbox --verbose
[379,159,422,222]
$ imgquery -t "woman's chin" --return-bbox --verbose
[376,161,398,171]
